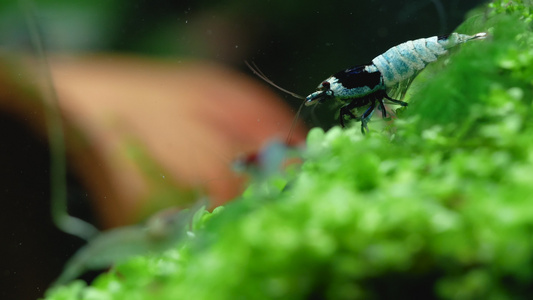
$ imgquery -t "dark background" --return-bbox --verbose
[0,0,486,299]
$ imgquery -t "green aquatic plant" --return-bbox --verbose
[44,1,533,299]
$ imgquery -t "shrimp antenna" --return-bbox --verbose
[285,100,306,145]
[245,61,305,100]
[244,61,307,145]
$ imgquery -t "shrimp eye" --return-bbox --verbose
[321,81,330,90]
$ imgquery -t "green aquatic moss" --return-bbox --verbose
[44,1,533,299]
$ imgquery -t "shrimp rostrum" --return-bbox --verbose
[305,32,487,134]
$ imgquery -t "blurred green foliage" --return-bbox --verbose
[43,0,533,299]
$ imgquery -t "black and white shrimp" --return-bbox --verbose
[305,32,487,134]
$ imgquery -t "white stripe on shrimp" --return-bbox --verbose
[374,33,484,87]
